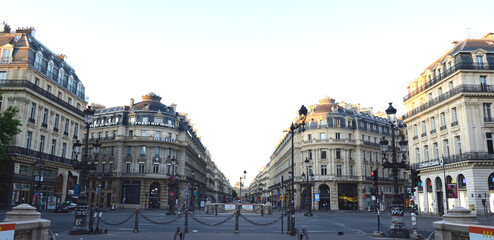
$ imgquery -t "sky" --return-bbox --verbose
[4,0,494,186]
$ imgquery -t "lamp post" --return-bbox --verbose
[239,170,246,203]
[379,103,410,238]
[302,158,314,216]
[93,140,101,209]
[288,105,308,235]
[34,158,45,211]
[167,157,177,215]
[70,105,96,235]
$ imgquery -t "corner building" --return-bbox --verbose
[0,25,86,209]
[86,93,230,209]
[261,97,407,211]
[403,33,494,215]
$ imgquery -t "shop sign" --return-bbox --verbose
[419,160,440,168]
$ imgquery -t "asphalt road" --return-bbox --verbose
[1,208,493,240]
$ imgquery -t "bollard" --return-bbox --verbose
[173,227,180,240]
[281,211,284,234]
[89,207,94,233]
[184,209,189,233]
[234,207,240,234]
[215,204,218,216]
[287,208,291,235]
[261,205,264,216]
[133,209,139,233]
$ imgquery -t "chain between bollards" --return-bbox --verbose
[133,208,139,233]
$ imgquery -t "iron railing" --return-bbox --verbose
[403,84,494,120]
[7,146,76,166]
[403,62,494,102]
[411,152,494,169]
[0,80,84,117]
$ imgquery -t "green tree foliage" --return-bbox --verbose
[0,96,21,160]
[232,189,237,199]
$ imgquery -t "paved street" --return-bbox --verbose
[2,207,493,240]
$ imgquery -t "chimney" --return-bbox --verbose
[130,98,135,106]
[15,27,36,37]
[57,54,66,61]
[1,22,11,33]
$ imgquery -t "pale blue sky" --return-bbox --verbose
[4,0,494,185]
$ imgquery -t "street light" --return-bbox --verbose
[288,105,308,236]
[302,158,314,216]
[34,158,45,211]
[167,157,177,215]
[379,102,409,238]
[239,170,246,203]
[70,105,96,235]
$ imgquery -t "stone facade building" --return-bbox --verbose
[403,33,494,215]
[85,93,230,209]
[250,97,408,211]
[0,24,85,209]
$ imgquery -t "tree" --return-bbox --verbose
[0,94,21,160]
[231,189,237,199]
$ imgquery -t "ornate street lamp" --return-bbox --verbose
[239,170,246,203]
[167,157,178,215]
[379,103,409,238]
[34,158,45,211]
[70,105,96,235]
[288,105,308,235]
[303,158,313,216]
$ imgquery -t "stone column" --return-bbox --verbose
[2,204,51,240]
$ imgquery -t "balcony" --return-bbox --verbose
[430,129,436,134]
[0,57,12,64]
[6,146,76,166]
[403,84,494,120]
[413,136,418,140]
[451,121,459,127]
[403,62,494,102]
[485,117,494,122]
[411,152,494,169]
[421,133,427,137]
[0,80,84,117]
[28,118,35,123]
[440,125,447,131]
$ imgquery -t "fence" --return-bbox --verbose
[98,206,308,239]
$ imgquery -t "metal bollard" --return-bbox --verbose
[281,211,284,234]
[184,209,189,233]
[89,207,94,233]
[287,208,291,235]
[133,209,139,233]
[215,204,218,216]
[234,207,240,234]
[261,205,264,216]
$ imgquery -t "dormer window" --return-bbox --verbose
[34,53,42,69]
[155,118,162,124]
[476,55,484,68]
[1,48,12,64]
[144,104,149,110]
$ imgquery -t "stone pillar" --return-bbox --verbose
[2,204,51,240]
[433,206,479,240]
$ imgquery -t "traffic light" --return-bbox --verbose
[371,169,378,186]
[411,169,421,191]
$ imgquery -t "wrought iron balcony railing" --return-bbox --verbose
[7,146,76,166]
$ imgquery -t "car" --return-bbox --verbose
[56,202,77,213]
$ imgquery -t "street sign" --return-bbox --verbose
[314,193,320,202]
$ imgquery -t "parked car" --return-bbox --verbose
[56,202,77,213]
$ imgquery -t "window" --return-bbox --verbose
[141,131,147,137]
[139,146,146,156]
[430,117,436,132]
[433,142,439,159]
[51,139,56,155]
[334,118,340,128]
[307,134,312,141]
[26,131,32,149]
[155,118,162,124]
[443,139,450,157]
[415,148,420,163]
[320,133,326,139]
[349,165,354,176]
[127,146,132,156]
[54,114,59,130]
[68,98,72,105]
[336,149,341,159]
[29,102,36,121]
[480,76,487,91]
[1,48,12,63]
[477,55,484,68]
[129,117,136,124]
[336,165,342,176]
[484,103,492,121]
[438,87,443,96]
[363,150,366,160]
[321,165,327,175]
[451,107,458,126]
[487,133,494,154]
[101,163,105,173]
[167,164,171,175]
[126,162,131,173]
[154,131,161,138]
[129,130,133,136]
[348,133,352,140]
[349,149,353,159]
[424,145,429,162]
[42,108,48,126]
[0,71,5,80]
[139,163,145,173]
[308,166,313,176]
[109,163,113,173]
[64,119,69,135]
[74,123,78,138]
[454,136,461,155]
[142,116,149,123]
[308,150,312,160]
[105,131,109,139]
[47,64,53,77]
[421,121,426,135]
[321,150,327,159]
[39,136,45,153]
[153,164,159,173]
[413,124,418,138]
[47,85,51,93]
[428,93,433,102]
[440,112,446,129]
[155,147,160,157]
[62,143,67,158]
[58,92,62,99]
[335,133,340,139]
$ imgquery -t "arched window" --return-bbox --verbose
[426,178,432,192]
[435,177,442,191]
[457,174,466,189]
[489,173,494,191]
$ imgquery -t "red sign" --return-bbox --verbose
[170,192,174,196]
